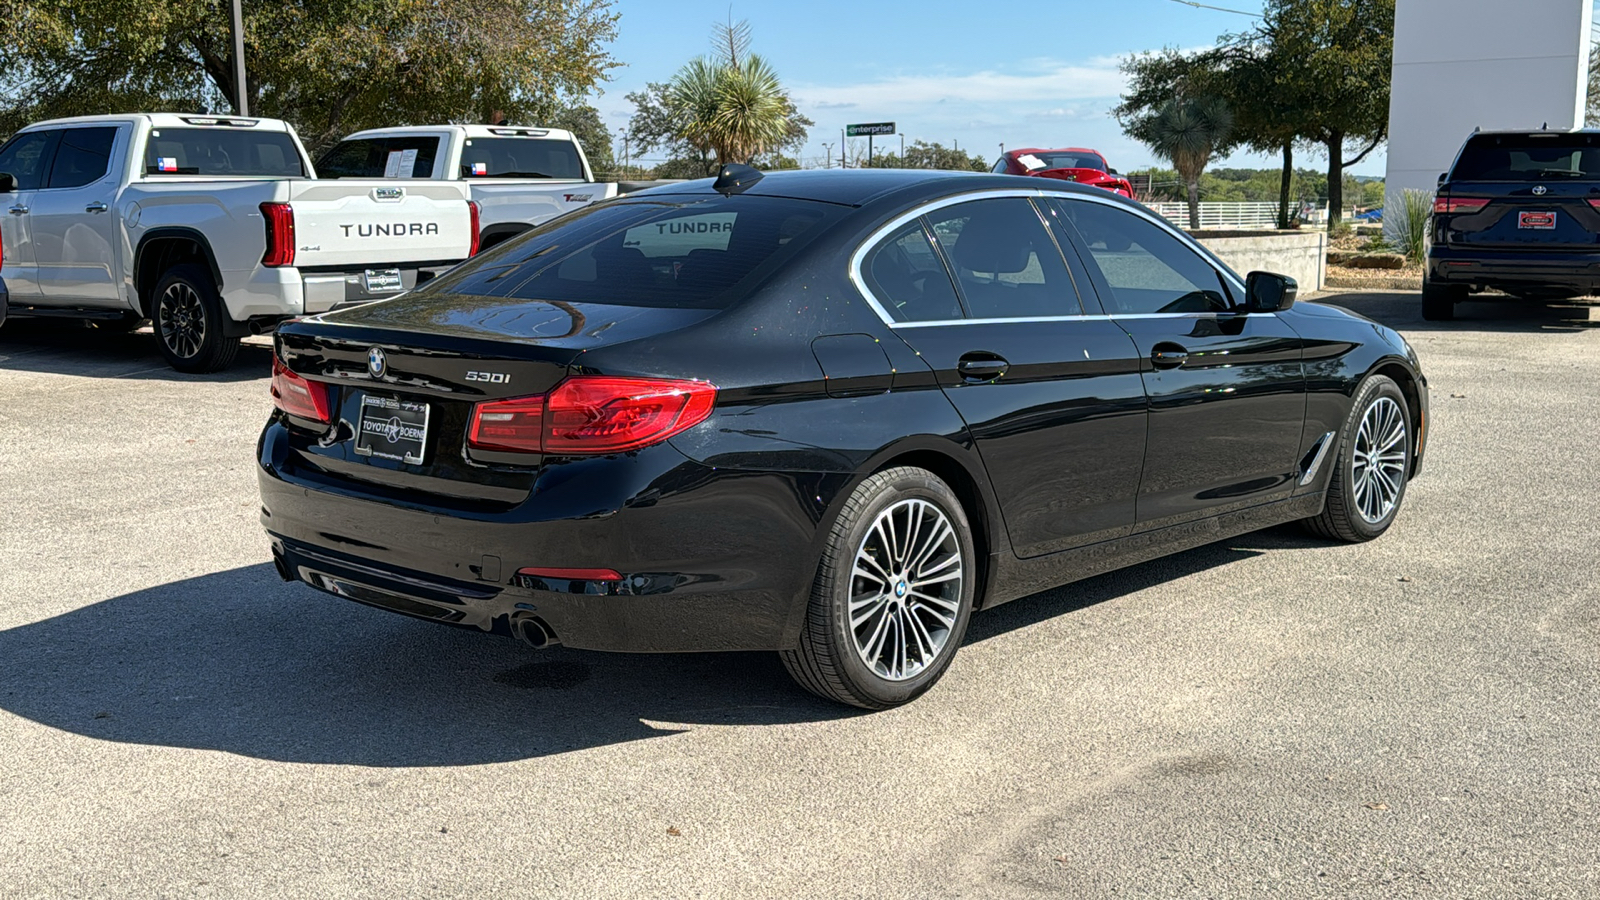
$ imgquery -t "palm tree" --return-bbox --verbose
[665,22,793,167]
[1143,97,1233,230]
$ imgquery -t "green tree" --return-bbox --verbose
[0,0,621,151]
[548,103,614,174]
[1130,97,1234,229]
[865,140,988,171]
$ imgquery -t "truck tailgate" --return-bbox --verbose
[285,180,474,267]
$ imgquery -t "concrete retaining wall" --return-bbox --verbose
[1194,230,1327,293]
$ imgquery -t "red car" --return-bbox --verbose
[992,147,1134,197]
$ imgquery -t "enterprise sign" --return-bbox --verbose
[846,122,896,137]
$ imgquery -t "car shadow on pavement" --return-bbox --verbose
[0,528,1322,767]
[1312,290,1600,333]
[0,321,274,382]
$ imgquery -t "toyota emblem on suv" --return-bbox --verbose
[367,347,387,379]
[1533,185,1548,195]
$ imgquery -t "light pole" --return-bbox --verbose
[821,142,834,169]
[898,133,904,160]
[230,0,248,114]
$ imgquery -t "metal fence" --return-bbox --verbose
[1146,202,1281,229]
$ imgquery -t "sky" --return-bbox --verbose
[594,0,1388,175]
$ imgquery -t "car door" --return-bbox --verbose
[1048,196,1306,531]
[860,193,1148,558]
[32,125,124,307]
[0,129,60,304]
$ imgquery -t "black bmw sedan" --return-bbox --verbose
[259,166,1429,709]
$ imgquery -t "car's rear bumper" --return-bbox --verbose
[258,422,844,652]
[1427,246,1600,293]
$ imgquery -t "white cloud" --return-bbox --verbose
[788,58,1129,110]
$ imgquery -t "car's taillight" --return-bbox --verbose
[271,357,331,423]
[468,376,717,455]
[1586,199,1600,211]
[1433,197,1488,214]
[468,200,481,256]
[261,202,295,267]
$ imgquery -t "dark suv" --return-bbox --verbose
[1424,130,1600,320]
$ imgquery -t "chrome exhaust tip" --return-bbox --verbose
[514,616,559,649]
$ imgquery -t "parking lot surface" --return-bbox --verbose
[2,292,1597,898]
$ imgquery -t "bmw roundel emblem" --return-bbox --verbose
[367,347,387,379]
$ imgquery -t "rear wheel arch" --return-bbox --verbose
[478,223,531,251]
[134,230,223,318]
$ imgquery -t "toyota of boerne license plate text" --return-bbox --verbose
[1518,211,1557,230]
[355,394,430,463]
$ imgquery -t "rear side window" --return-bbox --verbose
[0,130,58,191]
[423,195,842,309]
[861,220,964,322]
[316,136,442,178]
[47,127,117,188]
[1055,199,1231,315]
[1451,133,1600,181]
[928,197,1084,319]
[143,128,304,177]
[461,138,584,179]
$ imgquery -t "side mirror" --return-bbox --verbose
[1437,172,1447,186]
[1106,167,1119,175]
[0,172,15,193]
[1245,271,1297,313]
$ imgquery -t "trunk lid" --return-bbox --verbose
[273,295,719,506]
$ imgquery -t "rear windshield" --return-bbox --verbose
[461,137,585,179]
[421,194,843,309]
[316,136,442,178]
[1020,152,1106,172]
[143,127,304,177]
[1451,133,1600,181]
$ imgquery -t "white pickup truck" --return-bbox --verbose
[0,113,477,371]
[317,125,617,249]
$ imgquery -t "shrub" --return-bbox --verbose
[1390,188,1433,263]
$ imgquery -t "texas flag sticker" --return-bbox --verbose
[157,157,178,172]
[471,162,487,176]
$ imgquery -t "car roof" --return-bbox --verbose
[20,113,292,132]
[1010,147,1105,157]
[341,124,578,142]
[624,167,1142,210]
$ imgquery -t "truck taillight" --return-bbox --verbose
[260,202,295,267]
[468,376,717,455]
[271,356,331,423]
[468,200,481,256]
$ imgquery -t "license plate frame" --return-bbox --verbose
[354,394,430,464]
[363,268,404,293]
[1518,211,1557,230]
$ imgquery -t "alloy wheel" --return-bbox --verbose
[848,498,965,681]
[1351,396,1407,524]
[158,282,206,360]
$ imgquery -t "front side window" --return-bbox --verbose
[1054,199,1231,315]
[143,128,305,177]
[316,136,442,178]
[460,138,585,179]
[412,194,841,310]
[860,220,963,323]
[46,127,117,189]
[0,130,59,191]
[927,197,1084,319]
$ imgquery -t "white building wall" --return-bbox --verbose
[1385,0,1592,214]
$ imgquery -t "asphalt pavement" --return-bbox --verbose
[1,292,1597,898]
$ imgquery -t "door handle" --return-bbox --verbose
[85,201,108,213]
[7,205,27,216]
[957,352,1010,382]
[1150,343,1189,369]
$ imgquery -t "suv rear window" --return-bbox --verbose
[460,138,585,179]
[1450,133,1600,182]
[423,195,842,309]
[316,136,442,178]
[144,128,304,177]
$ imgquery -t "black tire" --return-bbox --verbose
[781,466,977,709]
[1421,277,1463,321]
[1302,374,1413,542]
[152,263,239,372]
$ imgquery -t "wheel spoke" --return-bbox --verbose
[848,496,965,682]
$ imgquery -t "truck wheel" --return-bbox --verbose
[781,467,977,709]
[1421,278,1462,321]
[153,264,239,372]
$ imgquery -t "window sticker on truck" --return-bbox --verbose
[158,157,178,172]
[472,162,488,176]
